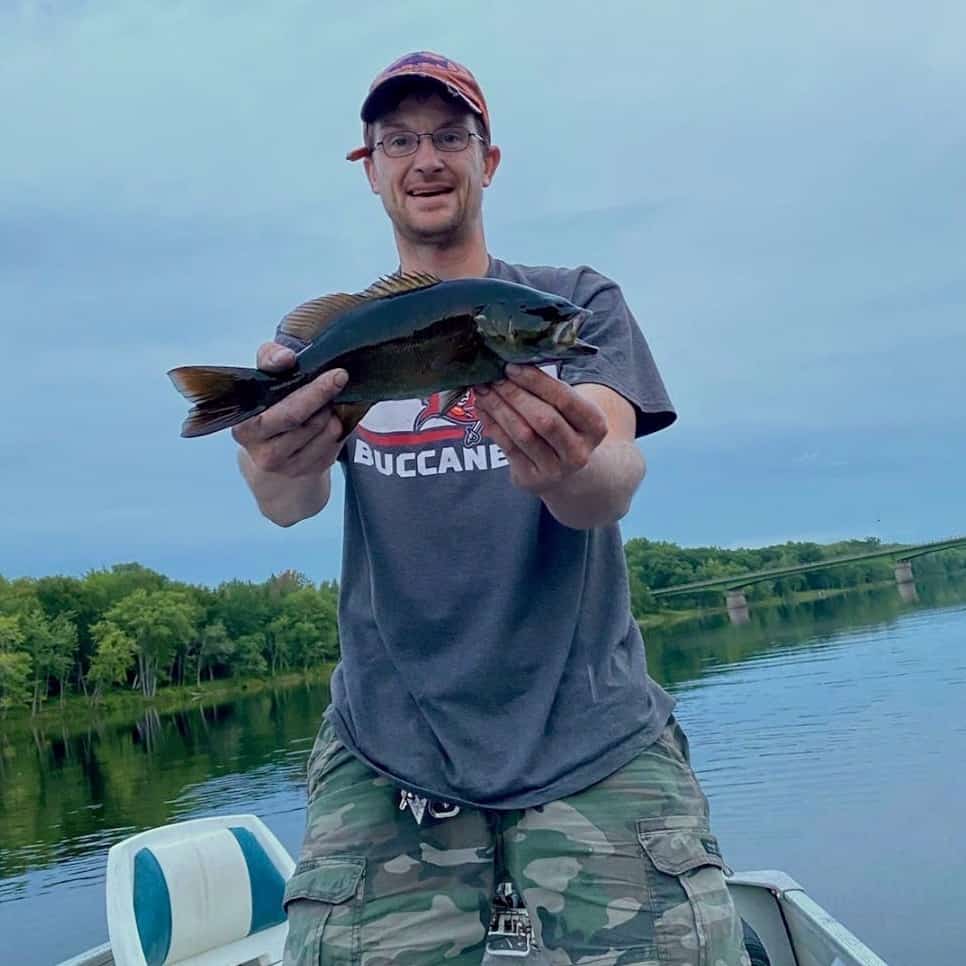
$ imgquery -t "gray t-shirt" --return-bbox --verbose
[277,257,677,810]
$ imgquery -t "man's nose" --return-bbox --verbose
[412,135,444,173]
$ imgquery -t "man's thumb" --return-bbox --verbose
[257,342,296,372]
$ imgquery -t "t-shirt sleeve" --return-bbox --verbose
[559,266,677,439]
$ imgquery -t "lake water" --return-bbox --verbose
[2,575,965,965]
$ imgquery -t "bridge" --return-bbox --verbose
[649,536,966,619]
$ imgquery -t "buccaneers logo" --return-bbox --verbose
[414,390,484,446]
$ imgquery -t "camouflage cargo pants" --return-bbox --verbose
[282,715,750,966]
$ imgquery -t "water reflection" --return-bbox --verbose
[0,682,329,893]
[897,578,919,603]
[721,571,927,623]
[643,571,966,691]
[724,589,750,625]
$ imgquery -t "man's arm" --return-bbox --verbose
[232,343,348,528]
[473,364,645,529]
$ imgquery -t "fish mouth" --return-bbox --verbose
[517,306,595,356]
[552,317,597,355]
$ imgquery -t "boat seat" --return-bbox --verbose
[106,814,295,966]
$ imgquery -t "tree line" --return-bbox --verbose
[0,565,338,714]
[2,537,963,714]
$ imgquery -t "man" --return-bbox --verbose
[234,52,749,966]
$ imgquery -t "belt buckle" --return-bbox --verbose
[398,790,428,825]
[398,790,461,825]
[428,800,461,819]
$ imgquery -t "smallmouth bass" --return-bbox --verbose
[168,271,596,438]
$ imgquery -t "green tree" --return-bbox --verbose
[105,590,200,697]
[212,581,273,641]
[195,621,234,684]
[234,633,269,677]
[33,575,94,696]
[18,607,77,713]
[0,614,30,713]
[88,621,137,699]
[0,652,31,714]
[265,587,338,673]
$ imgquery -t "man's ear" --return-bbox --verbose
[482,144,501,188]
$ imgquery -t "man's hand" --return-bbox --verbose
[232,343,348,480]
[474,364,608,494]
[474,364,645,529]
[233,342,348,527]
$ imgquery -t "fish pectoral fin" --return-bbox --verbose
[333,402,372,440]
[358,271,441,301]
[279,293,367,342]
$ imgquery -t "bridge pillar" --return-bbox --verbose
[897,579,919,603]
[895,560,918,602]
[726,590,750,625]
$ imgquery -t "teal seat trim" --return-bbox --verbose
[230,826,287,934]
[133,847,172,966]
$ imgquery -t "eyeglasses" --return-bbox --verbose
[373,127,486,158]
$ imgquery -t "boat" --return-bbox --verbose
[58,814,888,966]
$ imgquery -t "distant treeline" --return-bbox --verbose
[1,537,963,715]
[626,536,966,611]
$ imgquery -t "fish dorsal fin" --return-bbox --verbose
[278,292,367,342]
[278,272,442,343]
[357,271,442,300]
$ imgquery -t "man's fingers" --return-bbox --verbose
[476,385,559,475]
[250,407,336,472]
[284,416,346,477]
[504,364,607,440]
[478,412,541,480]
[493,379,583,462]
[256,342,297,372]
[255,369,349,440]
[482,379,581,469]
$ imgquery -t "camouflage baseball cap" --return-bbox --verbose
[346,51,490,162]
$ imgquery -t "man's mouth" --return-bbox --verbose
[407,187,453,198]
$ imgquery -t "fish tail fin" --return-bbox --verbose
[168,365,275,437]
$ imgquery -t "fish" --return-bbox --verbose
[167,271,597,439]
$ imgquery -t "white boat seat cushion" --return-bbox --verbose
[132,825,286,966]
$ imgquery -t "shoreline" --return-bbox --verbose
[1,664,336,735]
[636,576,905,631]
[6,571,964,735]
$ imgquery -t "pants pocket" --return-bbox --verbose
[282,856,366,966]
[637,816,749,966]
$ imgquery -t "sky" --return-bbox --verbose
[1,0,963,586]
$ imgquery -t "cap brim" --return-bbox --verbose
[360,72,483,124]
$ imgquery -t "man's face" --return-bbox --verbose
[363,92,500,245]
